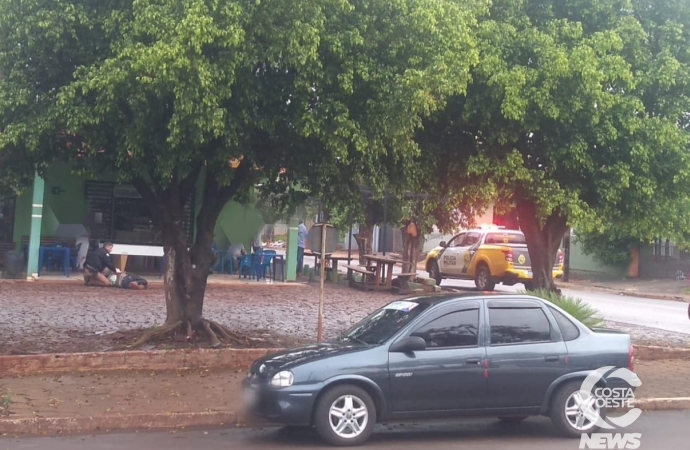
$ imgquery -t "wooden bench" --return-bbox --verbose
[392,272,420,295]
[344,264,376,291]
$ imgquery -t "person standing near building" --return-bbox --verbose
[297,220,308,275]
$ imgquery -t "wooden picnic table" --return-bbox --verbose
[305,251,356,277]
[363,254,401,291]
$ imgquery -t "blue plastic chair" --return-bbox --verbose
[239,254,254,278]
[260,249,277,279]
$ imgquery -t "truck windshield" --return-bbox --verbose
[339,300,430,345]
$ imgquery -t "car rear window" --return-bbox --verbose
[489,307,551,345]
[548,306,581,341]
[485,232,526,245]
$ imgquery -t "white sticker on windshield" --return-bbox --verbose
[385,301,419,312]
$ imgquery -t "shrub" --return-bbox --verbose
[519,289,604,329]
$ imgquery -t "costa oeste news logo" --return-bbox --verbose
[578,366,642,449]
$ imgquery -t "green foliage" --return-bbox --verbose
[520,289,604,329]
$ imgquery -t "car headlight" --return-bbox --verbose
[270,370,294,387]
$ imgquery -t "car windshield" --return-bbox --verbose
[338,300,431,345]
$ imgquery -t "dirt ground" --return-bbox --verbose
[1,360,687,421]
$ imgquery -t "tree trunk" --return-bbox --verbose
[130,160,253,348]
[516,200,568,292]
[162,228,213,331]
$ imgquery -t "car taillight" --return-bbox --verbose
[558,250,564,264]
[629,345,635,372]
[502,249,513,263]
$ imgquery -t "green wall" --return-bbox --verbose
[569,235,627,278]
[13,164,264,252]
[13,163,101,247]
[192,169,264,252]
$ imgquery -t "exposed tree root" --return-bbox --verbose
[207,320,246,347]
[129,320,183,348]
[130,318,246,349]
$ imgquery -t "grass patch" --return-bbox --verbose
[520,288,604,328]
[0,391,13,416]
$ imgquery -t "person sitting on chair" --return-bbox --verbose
[108,271,148,290]
[84,242,119,287]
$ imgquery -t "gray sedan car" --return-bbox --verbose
[243,293,638,446]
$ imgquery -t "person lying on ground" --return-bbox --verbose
[108,271,148,290]
[83,242,119,287]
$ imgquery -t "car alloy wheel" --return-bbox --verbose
[549,380,604,438]
[328,395,369,439]
[314,384,376,446]
[564,390,601,432]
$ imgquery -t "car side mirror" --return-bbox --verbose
[389,336,427,353]
[439,241,447,248]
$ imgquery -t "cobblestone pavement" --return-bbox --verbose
[0,280,688,354]
[0,281,394,353]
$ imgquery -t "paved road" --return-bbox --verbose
[4,411,687,449]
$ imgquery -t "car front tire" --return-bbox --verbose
[549,380,605,438]
[314,384,377,447]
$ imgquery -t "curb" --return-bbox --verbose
[1,398,688,435]
[0,348,283,377]
[0,411,238,435]
[634,345,690,361]
[634,397,690,411]
[1,343,687,377]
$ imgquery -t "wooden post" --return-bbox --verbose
[317,223,327,343]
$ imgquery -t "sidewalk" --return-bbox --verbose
[1,360,687,424]
[557,276,690,302]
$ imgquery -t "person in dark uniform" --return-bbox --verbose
[84,242,120,287]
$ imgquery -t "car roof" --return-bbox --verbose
[399,291,514,307]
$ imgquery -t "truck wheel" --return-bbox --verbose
[549,380,604,438]
[474,263,495,291]
[314,384,376,447]
[429,261,442,286]
[523,281,534,291]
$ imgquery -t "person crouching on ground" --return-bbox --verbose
[84,241,120,286]
[108,271,148,290]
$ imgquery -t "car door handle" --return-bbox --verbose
[466,357,483,365]
[545,355,560,362]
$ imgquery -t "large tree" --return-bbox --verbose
[0,0,481,344]
[420,0,690,290]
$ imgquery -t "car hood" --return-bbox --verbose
[250,341,367,375]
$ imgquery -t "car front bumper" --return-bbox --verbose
[242,378,321,425]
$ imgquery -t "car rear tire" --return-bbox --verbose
[474,263,495,291]
[314,384,377,447]
[549,380,605,438]
[429,260,442,287]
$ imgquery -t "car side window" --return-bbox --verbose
[451,233,467,247]
[548,306,580,341]
[410,309,479,349]
[489,307,551,345]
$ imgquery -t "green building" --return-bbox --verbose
[0,162,287,278]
